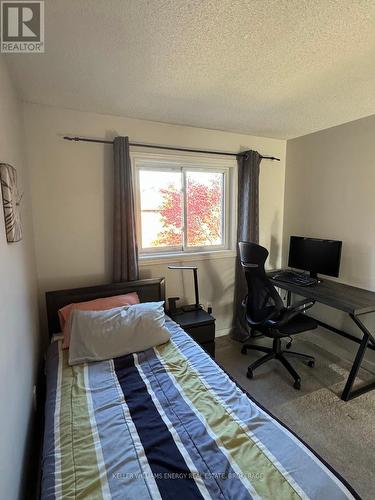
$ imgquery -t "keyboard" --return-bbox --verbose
[272,271,317,287]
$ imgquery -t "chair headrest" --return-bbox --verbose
[239,241,269,268]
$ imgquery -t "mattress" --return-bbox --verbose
[41,319,359,499]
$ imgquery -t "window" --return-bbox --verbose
[133,154,234,256]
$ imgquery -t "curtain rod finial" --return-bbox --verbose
[261,155,281,161]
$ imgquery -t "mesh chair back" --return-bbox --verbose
[239,241,284,325]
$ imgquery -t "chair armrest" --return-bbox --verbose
[269,298,315,327]
[287,298,315,313]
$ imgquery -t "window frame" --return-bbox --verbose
[132,151,237,259]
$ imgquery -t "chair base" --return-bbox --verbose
[241,338,315,390]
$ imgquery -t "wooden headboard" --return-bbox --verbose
[45,278,165,338]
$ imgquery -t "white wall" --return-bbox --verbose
[284,114,375,337]
[0,58,40,499]
[23,103,286,336]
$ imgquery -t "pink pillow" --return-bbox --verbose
[58,292,140,349]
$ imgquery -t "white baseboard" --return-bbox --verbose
[215,328,231,338]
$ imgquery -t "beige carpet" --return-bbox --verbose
[215,327,375,499]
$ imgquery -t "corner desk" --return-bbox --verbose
[268,270,375,401]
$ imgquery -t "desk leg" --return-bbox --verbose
[341,314,375,401]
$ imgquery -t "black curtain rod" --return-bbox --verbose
[63,136,280,161]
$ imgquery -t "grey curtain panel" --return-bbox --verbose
[113,136,139,282]
[231,150,261,341]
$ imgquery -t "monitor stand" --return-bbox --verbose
[310,271,321,282]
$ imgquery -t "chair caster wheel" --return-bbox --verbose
[308,360,315,368]
[247,369,253,379]
[293,380,301,390]
[241,346,247,355]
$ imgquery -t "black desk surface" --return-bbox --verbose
[268,270,375,316]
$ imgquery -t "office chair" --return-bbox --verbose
[239,241,318,390]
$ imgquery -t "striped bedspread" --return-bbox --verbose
[42,319,358,499]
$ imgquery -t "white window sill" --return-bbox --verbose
[139,249,237,266]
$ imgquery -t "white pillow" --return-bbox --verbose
[68,301,170,365]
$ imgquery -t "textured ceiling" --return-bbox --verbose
[5,0,375,139]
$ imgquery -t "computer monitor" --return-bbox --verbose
[288,236,342,279]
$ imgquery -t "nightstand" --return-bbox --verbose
[169,308,216,357]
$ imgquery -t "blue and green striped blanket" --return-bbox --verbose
[42,319,358,499]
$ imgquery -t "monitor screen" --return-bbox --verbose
[288,236,342,278]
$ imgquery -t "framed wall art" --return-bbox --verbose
[0,163,22,243]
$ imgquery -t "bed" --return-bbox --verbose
[42,278,359,499]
